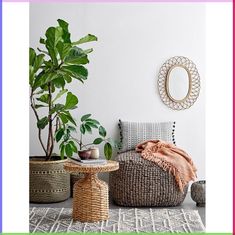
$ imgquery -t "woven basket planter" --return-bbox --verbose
[110,151,188,207]
[30,157,70,203]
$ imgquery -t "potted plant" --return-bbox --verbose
[55,114,118,197]
[56,114,118,160]
[29,19,97,203]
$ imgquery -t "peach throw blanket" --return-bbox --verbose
[136,140,197,192]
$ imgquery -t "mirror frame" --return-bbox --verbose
[166,65,192,103]
[158,56,200,110]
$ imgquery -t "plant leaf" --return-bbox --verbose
[62,65,88,81]
[73,34,98,45]
[52,75,65,89]
[85,118,100,125]
[37,116,48,129]
[52,89,68,103]
[57,19,71,43]
[81,114,91,122]
[69,141,78,153]
[80,124,85,134]
[65,143,73,157]
[68,126,76,132]
[29,48,36,66]
[93,138,103,145]
[55,128,64,142]
[99,126,106,137]
[33,54,45,73]
[85,124,92,133]
[85,121,98,128]
[104,142,112,160]
[65,92,78,109]
[59,113,68,124]
[36,94,49,104]
[64,47,89,65]
[60,144,65,159]
[56,42,71,61]
[62,111,77,126]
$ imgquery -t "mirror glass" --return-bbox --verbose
[168,66,190,101]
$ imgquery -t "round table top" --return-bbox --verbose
[64,160,119,174]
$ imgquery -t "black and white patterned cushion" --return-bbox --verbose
[118,120,176,152]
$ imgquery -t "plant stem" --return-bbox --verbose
[46,83,54,160]
[30,90,47,155]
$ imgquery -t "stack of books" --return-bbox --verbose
[70,157,107,166]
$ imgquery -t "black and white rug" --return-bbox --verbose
[30,207,205,233]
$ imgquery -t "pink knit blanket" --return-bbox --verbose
[136,140,197,192]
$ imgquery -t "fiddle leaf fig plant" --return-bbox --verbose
[56,114,119,160]
[29,19,97,161]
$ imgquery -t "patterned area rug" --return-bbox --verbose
[30,207,205,233]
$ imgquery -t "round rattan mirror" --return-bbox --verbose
[158,56,200,110]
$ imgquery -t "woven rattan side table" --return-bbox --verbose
[64,160,119,222]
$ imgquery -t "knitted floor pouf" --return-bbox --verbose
[110,151,188,207]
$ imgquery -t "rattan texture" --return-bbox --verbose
[30,159,70,203]
[158,56,200,110]
[64,161,119,222]
[110,151,188,207]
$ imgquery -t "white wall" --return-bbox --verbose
[30,3,205,180]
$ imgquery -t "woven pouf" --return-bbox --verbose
[73,174,108,222]
[110,151,188,207]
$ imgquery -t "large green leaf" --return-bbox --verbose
[56,42,71,61]
[62,111,77,126]
[69,141,78,153]
[33,72,58,90]
[65,143,73,157]
[64,47,89,65]
[60,144,65,159]
[37,116,48,129]
[55,128,64,142]
[62,65,88,81]
[33,54,45,73]
[73,34,97,45]
[65,92,78,109]
[29,48,36,66]
[57,19,71,43]
[59,113,68,124]
[36,94,49,104]
[52,89,68,103]
[104,142,112,160]
[45,26,63,65]
[52,75,65,89]
[99,126,106,138]
[81,114,91,122]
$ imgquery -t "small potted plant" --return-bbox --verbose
[56,114,118,160]
[29,19,97,203]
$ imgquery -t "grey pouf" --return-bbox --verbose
[110,151,188,207]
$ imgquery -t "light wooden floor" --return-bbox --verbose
[30,192,205,226]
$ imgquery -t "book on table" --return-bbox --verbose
[69,157,107,165]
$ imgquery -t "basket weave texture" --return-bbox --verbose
[30,158,70,203]
[109,151,188,207]
[64,161,119,222]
